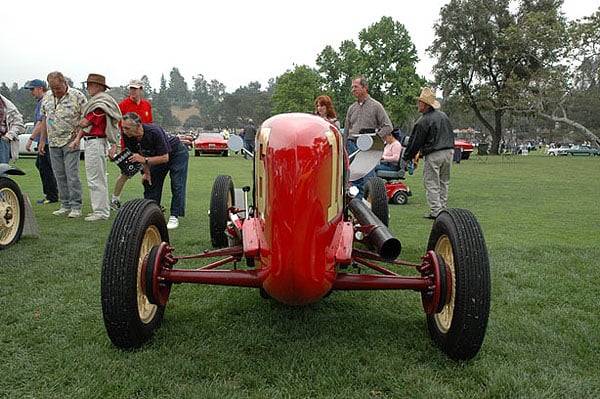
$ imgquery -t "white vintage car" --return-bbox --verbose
[19,122,84,156]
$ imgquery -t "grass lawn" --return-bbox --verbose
[1,150,599,398]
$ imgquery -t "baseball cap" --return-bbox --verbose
[24,79,47,89]
[128,79,143,89]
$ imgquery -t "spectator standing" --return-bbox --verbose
[111,78,153,211]
[0,94,24,165]
[70,73,121,221]
[24,79,59,204]
[121,112,188,230]
[38,71,86,218]
[315,95,341,129]
[242,119,256,159]
[343,76,393,198]
[402,87,454,219]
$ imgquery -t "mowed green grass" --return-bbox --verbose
[1,150,599,398]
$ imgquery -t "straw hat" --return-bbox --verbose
[414,87,441,109]
[83,73,110,89]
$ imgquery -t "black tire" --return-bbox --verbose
[0,177,25,250]
[391,191,408,205]
[101,199,169,349]
[194,150,200,157]
[363,177,389,226]
[426,208,491,360]
[222,150,229,157]
[210,175,235,248]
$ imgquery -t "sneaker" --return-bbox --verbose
[37,197,48,204]
[52,208,70,216]
[43,199,58,204]
[166,216,179,230]
[84,214,108,222]
[67,209,81,218]
[110,199,121,211]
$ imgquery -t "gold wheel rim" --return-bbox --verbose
[434,235,456,333]
[0,187,20,246]
[137,225,161,324]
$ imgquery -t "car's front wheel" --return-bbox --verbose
[0,177,25,250]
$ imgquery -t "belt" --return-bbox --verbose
[83,136,105,140]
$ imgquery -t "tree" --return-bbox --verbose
[167,67,190,106]
[531,8,600,146]
[429,0,569,154]
[317,17,425,129]
[271,65,322,115]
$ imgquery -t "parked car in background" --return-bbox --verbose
[193,132,228,157]
[176,133,194,150]
[558,145,599,156]
[19,121,85,157]
[547,145,571,156]
[18,122,36,156]
[454,139,474,159]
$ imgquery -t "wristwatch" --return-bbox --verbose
[145,157,149,165]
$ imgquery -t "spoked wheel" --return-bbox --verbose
[210,175,235,248]
[0,177,25,250]
[101,199,169,349]
[426,208,491,360]
[363,177,389,226]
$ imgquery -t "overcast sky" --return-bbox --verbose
[1,0,596,92]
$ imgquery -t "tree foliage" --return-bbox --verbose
[271,65,323,115]
[429,0,569,154]
[317,16,425,129]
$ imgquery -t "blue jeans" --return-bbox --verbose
[143,143,189,217]
[36,150,59,202]
[244,139,255,159]
[375,162,399,172]
[0,138,10,164]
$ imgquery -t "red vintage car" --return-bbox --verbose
[193,132,228,157]
[454,139,474,159]
[101,113,491,360]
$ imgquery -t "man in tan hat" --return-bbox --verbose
[402,87,454,219]
[70,73,121,221]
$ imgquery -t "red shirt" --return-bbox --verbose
[118,97,153,147]
[85,109,107,137]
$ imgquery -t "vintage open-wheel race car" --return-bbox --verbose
[0,164,26,250]
[101,113,491,360]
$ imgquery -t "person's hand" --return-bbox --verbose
[141,172,152,186]
[69,138,80,151]
[108,145,117,160]
[25,139,33,152]
[38,142,45,156]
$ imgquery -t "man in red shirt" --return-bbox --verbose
[111,79,153,210]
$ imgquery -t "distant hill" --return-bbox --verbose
[171,105,200,125]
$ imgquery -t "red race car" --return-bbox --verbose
[193,132,228,157]
[101,113,491,360]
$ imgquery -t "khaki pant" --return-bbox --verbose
[84,138,110,218]
[423,148,454,216]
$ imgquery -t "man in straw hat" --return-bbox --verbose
[70,73,121,221]
[402,87,454,219]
